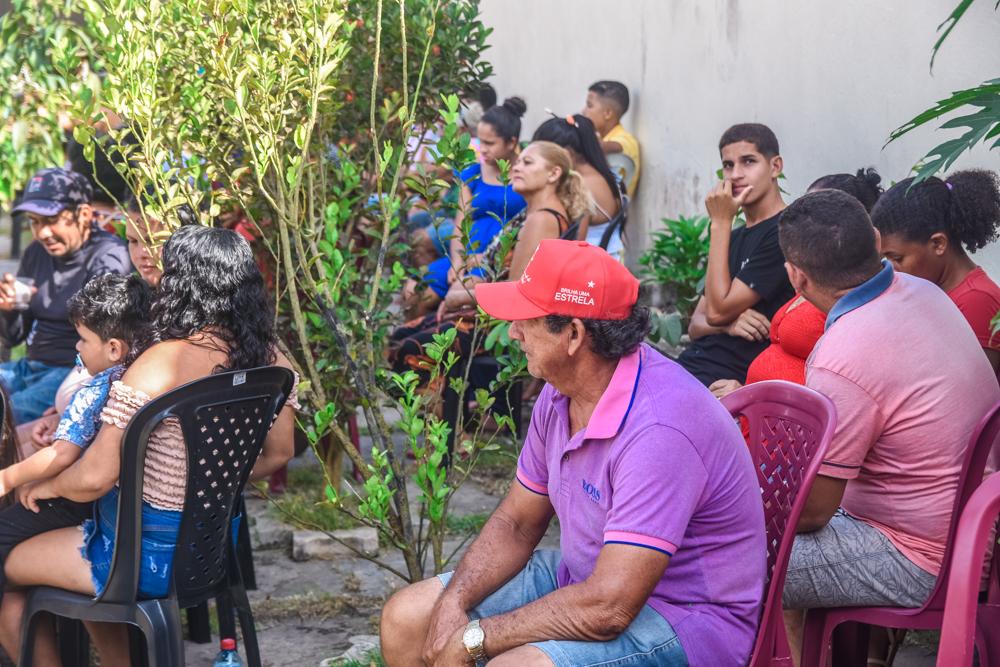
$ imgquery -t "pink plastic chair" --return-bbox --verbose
[721,380,837,667]
[800,399,1000,667]
[936,471,1000,667]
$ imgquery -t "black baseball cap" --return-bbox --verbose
[12,168,94,217]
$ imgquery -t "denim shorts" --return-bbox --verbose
[438,549,688,667]
[0,358,73,424]
[81,488,242,599]
[782,509,938,609]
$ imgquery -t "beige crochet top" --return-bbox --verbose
[99,375,300,511]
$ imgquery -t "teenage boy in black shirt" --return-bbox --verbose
[677,124,794,387]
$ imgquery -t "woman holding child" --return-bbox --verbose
[0,225,296,666]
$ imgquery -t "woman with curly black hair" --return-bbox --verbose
[0,226,297,666]
[873,169,1000,371]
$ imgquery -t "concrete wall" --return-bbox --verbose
[479,0,1000,270]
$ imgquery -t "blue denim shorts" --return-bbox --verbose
[0,358,73,424]
[438,549,688,667]
[81,488,242,599]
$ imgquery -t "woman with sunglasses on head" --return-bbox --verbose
[532,113,624,258]
[390,142,591,402]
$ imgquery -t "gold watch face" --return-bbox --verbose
[463,624,485,649]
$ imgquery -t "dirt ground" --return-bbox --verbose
[182,453,530,666]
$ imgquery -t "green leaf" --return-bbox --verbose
[888,79,1000,184]
[930,0,976,70]
[293,124,307,150]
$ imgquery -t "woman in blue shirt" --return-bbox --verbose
[404,97,528,318]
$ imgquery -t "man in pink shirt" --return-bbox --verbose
[380,240,766,667]
[776,190,1000,659]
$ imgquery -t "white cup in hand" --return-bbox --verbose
[13,277,34,311]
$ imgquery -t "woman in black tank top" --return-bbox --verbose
[390,142,591,380]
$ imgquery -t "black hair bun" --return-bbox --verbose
[856,167,882,190]
[946,169,1000,253]
[501,96,527,118]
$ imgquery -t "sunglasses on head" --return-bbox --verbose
[544,108,579,128]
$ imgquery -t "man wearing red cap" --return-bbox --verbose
[381,240,767,667]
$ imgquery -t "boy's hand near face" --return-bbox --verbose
[706,180,752,227]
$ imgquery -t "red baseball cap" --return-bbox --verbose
[475,239,640,321]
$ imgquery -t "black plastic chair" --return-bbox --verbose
[18,366,294,667]
[185,495,257,646]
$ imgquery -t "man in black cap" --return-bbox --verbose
[0,168,132,423]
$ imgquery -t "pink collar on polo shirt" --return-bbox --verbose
[583,346,643,440]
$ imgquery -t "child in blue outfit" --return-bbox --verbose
[0,273,151,594]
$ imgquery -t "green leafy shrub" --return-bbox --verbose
[638,214,710,345]
[0,0,521,583]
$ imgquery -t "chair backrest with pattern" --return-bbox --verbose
[98,366,294,607]
[919,399,1000,613]
[936,471,1000,666]
[721,380,836,666]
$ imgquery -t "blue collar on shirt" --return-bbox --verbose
[825,259,894,331]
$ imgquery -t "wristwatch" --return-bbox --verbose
[462,619,488,665]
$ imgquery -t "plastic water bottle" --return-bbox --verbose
[212,638,243,666]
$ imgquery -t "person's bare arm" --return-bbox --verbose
[480,545,669,653]
[422,483,554,664]
[250,404,295,480]
[796,476,848,533]
[601,140,623,155]
[440,275,481,313]
[429,543,670,663]
[447,184,473,283]
[22,349,182,510]
[0,441,82,495]
[688,297,727,340]
[250,353,298,480]
[507,211,563,280]
[23,421,124,509]
[688,297,771,341]
[703,181,761,325]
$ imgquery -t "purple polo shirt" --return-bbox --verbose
[517,344,766,665]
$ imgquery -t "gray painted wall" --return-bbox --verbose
[479,0,1000,270]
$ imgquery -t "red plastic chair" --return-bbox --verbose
[936,471,1000,667]
[800,399,1000,667]
[721,380,837,667]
